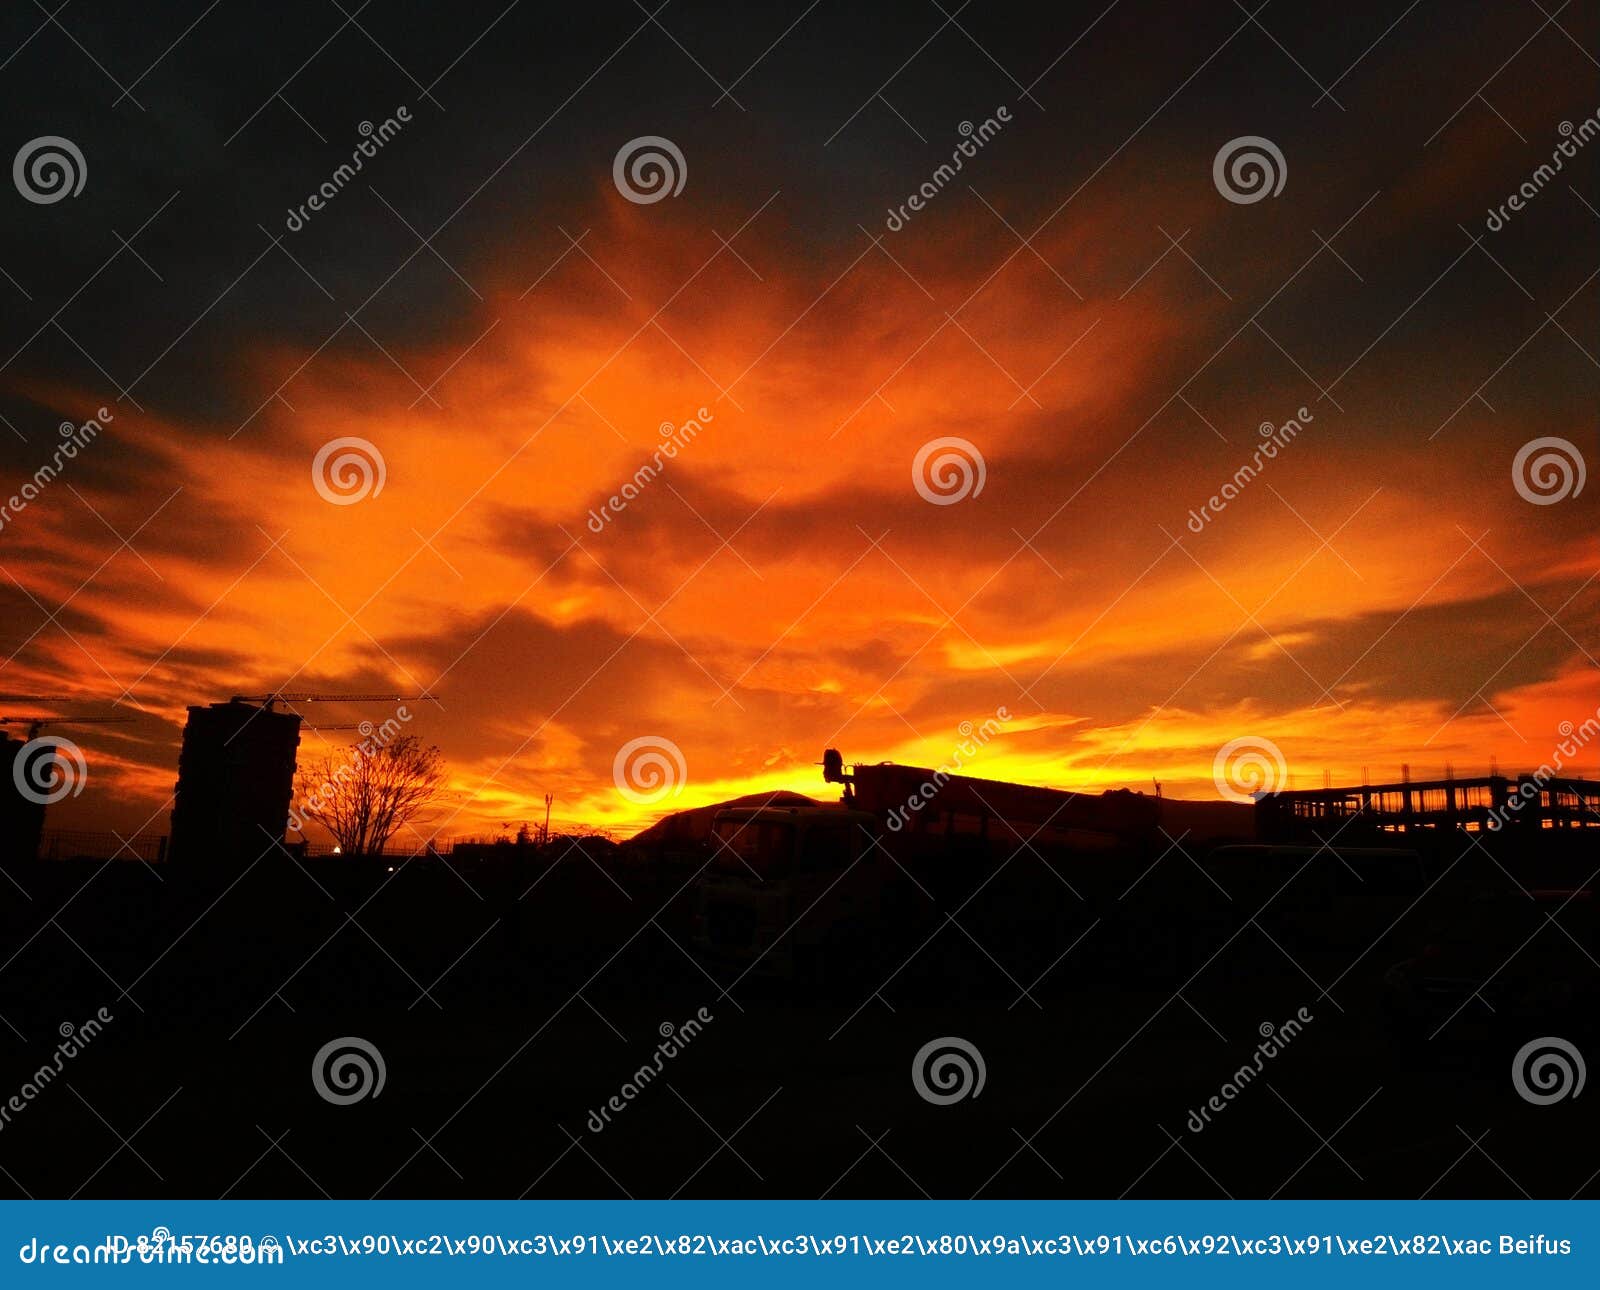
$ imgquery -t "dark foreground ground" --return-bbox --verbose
[0,832,1596,1200]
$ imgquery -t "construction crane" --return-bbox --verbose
[228,692,438,710]
[1,715,133,740]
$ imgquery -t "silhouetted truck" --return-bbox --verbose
[691,748,1255,988]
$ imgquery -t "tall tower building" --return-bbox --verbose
[170,702,301,864]
[1,734,47,867]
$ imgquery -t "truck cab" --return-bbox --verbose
[691,804,884,984]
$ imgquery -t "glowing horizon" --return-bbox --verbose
[2,8,1595,847]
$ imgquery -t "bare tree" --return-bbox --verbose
[293,734,447,855]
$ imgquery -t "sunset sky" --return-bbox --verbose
[1,1,1596,842]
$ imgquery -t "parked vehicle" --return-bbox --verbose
[690,749,1254,991]
[692,802,883,986]
[1382,888,1599,1044]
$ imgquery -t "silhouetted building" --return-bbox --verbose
[822,751,1201,844]
[1256,774,1600,842]
[170,701,301,864]
[1,734,47,866]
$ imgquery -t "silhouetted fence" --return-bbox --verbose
[38,830,168,862]
[298,838,465,859]
[26,832,615,865]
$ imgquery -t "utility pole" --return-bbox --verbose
[542,793,553,845]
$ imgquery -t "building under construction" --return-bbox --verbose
[1255,772,1600,842]
[169,701,302,864]
[1,733,47,866]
